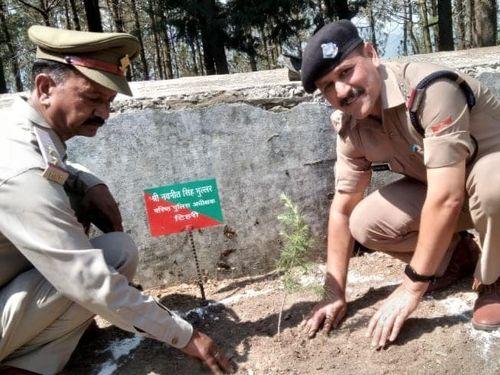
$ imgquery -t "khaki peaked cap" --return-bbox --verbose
[28,25,140,96]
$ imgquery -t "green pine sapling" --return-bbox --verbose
[276,193,315,336]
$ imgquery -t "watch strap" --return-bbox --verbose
[404,264,436,283]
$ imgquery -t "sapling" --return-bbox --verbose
[276,193,315,336]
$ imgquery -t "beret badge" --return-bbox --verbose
[321,42,338,59]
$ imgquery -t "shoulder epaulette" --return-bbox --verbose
[33,126,69,185]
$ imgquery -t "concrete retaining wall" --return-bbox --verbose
[1,47,499,287]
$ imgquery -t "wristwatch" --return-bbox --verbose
[404,264,436,283]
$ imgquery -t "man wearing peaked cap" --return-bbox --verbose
[0,26,234,374]
[300,20,500,347]
[29,25,139,96]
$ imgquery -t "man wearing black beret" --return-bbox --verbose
[300,20,500,347]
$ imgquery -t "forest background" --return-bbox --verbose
[0,0,498,94]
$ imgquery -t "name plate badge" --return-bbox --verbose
[43,163,69,185]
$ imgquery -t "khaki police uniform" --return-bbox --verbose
[333,61,500,285]
[0,26,193,374]
[0,97,193,374]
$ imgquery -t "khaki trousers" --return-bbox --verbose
[0,232,138,375]
[349,152,500,285]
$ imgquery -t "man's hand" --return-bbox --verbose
[180,329,236,374]
[301,284,347,338]
[366,278,427,349]
[80,184,123,233]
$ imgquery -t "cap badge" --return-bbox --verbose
[321,42,338,59]
[120,54,130,73]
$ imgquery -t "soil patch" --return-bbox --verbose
[64,253,500,374]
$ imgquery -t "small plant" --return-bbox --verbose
[276,193,315,336]
[277,194,314,276]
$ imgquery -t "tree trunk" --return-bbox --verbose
[408,1,420,54]
[198,2,216,76]
[168,25,179,78]
[199,0,228,75]
[130,0,149,80]
[63,0,71,29]
[270,43,278,67]
[38,0,51,26]
[368,2,377,50]
[430,0,439,49]
[158,8,173,79]
[147,0,164,79]
[0,56,7,93]
[324,0,356,20]
[195,35,205,75]
[260,26,271,70]
[313,0,325,32]
[466,0,476,47]
[69,0,81,30]
[403,0,408,55]
[249,52,257,71]
[418,0,433,53]
[83,0,103,32]
[200,27,216,75]
[109,0,124,32]
[454,0,466,49]
[437,0,454,51]
[213,46,229,74]
[187,39,198,75]
[0,0,22,91]
[335,0,356,20]
[473,0,497,46]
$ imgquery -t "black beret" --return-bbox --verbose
[301,20,363,93]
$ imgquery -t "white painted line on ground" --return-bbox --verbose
[96,335,143,375]
[94,288,273,374]
[183,288,275,319]
[436,293,500,361]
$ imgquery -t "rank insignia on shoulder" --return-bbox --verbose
[33,126,69,185]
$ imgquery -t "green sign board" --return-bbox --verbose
[144,178,223,236]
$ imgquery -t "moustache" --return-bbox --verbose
[83,117,105,127]
[340,87,365,107]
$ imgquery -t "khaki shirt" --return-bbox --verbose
[333,61,500,193]
[0,97,193,349]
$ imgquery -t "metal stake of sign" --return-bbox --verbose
[187,229,206,302]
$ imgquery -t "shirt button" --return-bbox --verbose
[171,337,179,346]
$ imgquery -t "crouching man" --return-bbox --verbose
[0,25,233,374]
[300,20,500,348]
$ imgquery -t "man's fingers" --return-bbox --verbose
[370,314,385,348]
[301,309,321,334]
[389,314,405,342]
[378,314,396,348]
[367,311,381,337]
[323,304,344,333]
[204,355,223,375]
[213,350,235,374]
[332,306,345,328]
[307,313,324,338]
[322,313,334,333]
